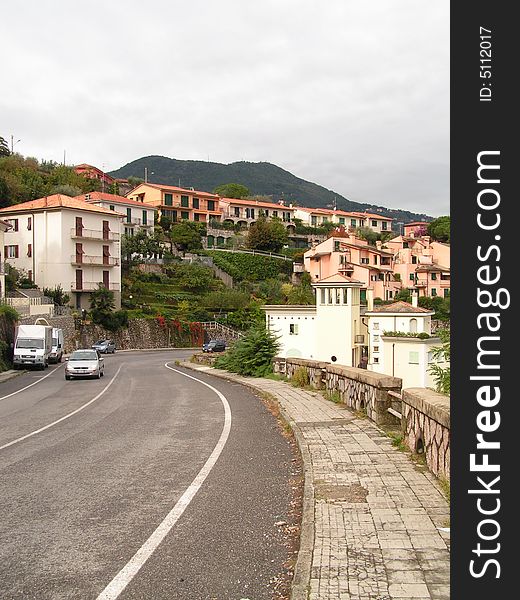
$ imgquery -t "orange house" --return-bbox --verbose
[126,183,221,224]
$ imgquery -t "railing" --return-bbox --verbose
[71,282,120,292]
[70,228,119,241]
[199,321,243,340]
[387,390,403,420]
[70,255,120,266]
[123,217,145,226]
[208,248,290,261]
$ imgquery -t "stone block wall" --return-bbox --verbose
[402,388,450,480]
[274,357,402,426]
[20,315,78,353]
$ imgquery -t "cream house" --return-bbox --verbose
[265,273,367,367]
[0,219,12,299]
[0,195,122,310]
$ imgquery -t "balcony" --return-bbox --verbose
[71,255,120,267]
[71,282,120,292]
[70,228,119,241]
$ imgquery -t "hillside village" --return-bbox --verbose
[0,157,450,393]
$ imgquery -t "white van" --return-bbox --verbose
[13,324,53,370]
[49,328,64,363]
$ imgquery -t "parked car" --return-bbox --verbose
[202,339,226,353]
[65,349,105,380]
[92,339,116,354]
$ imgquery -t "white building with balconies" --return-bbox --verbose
[0,194,122,309]
[75,192,156,236]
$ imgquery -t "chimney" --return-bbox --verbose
[411,290,418,308]
[375,240,382,250]
[366,288,374,311]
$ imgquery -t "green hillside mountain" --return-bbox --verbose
[109,155,432,224]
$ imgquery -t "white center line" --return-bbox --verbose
[96,364,232,600]
[0,364,63,402]
[0,364,123,452]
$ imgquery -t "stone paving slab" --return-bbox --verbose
[180,363,450,600]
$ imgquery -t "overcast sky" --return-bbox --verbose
[1,0,449,216]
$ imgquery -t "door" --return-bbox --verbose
[75,217,83,237]
[102,245,110,265]
[75,269,83,290]
[75,243,83,264]
[102,270,109,289]
[102,220,110,241]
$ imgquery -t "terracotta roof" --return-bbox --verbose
[313,273,363,285]
[405,221,430,227]
[134,183,218,198]
[76,192,157,209]
[295,207,393,221]
[367,301,432,314]
[0,195,120,216]
[415,264,450,273]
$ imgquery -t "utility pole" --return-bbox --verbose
[10,135,21,154]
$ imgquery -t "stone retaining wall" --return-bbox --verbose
[402,388,450,480]
[20,315,78,353]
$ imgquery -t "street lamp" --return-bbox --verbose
[144,167,154,183]
[10,135,21,153]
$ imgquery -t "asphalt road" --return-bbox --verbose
[0,351,297,600]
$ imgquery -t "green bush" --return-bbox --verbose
[92,309,129,331]
[290,367,310,388]
[215,324,280,377]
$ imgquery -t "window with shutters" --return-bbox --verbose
[181,195,189,208]
[27,217,32,230]
[102,271,109,288]
[192,198,199,209]
[75,216,83,237]
[102,220,109,240]
[27,244,32,257]
[103,245,110,265]
[75,243,84,263]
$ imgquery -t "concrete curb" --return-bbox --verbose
[177,361,313,600]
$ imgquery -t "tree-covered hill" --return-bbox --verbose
[109,155,432,224]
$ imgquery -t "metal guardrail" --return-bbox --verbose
[199,321,243,339]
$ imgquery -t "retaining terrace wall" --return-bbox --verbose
[401,388,450,480]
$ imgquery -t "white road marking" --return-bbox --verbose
[0,364,63,402]
[96,364,233,600]
[0,365,123,452]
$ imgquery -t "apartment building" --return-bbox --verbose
[74,163,116,189]
[0,219,11,299]
[75,192,156,236]
[0,195,122,309]
[385,235,450,298]
[304,234,402,301]
[219,197,296,231]
[294,207,393,233]
[126,183,221,224]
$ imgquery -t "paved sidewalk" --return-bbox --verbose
[182,362,450,600]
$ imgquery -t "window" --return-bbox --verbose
[431,272,437,280]
[103,245,110,265]
[372,220,378,227]
[373,335,380,342]
[27,244,32,257]
[289,323,299,335]
[350,219,356,227]
[28,270,32,282]
[164,193,173,206]
[339,217,345,225]
[273,210,278,218]
[343,288,348,304]
[142,210,147,225]
[192,197,199,209]
[373,357,379,364]
[431,288,437,296]
[181,211,189,220]
[27,217,32,230]
[311,216,317,226]
[373,322,380,330]
[328,288,333,304]
[361,257,369,264]
[373,346,379,353]
[246,208,255,219]
[409,351,420,364]
[444,289,450,298]
[109,205,115,212]
[5,218,19,231]
[334,241,340,252]
[335,288,341,304]
[410,318,417,333]
[320,289,326,304]
[6,245,19,258]
[322,217,328,223]
[403,242,409,249]
[102,220,110,240]
[194,213,200,222]
[207,200,216,211]
[181,195,189,208]
[126,207,131,222]
[412,255,417,264]
[373,255,378,264]
[102,270,109,288]
[409,273,415,281]
[382,222,388,230]
[234,207,240,217]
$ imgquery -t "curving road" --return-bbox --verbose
[0,351,297,600]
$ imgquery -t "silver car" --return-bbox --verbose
[65,349,105,380]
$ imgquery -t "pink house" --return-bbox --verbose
[304,234,402,301]
[385,236,450,298]
[403,221,430,237]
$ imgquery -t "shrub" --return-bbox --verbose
[206,251,293,281]
[290,367,310,388]
[215,324,280,377]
